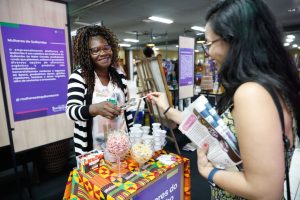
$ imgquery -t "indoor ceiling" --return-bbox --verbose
[63,0,300,50]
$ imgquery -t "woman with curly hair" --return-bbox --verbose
[66,25,133,155]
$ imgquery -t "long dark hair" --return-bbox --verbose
[72,25,123,93]
[206,0,300,136]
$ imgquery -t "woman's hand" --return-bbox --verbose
[89,101,121,119]
[197,144,214,178]
[148,92,183,124]
[148,92,170,114]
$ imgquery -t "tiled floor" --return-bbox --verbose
[285,147,300,200]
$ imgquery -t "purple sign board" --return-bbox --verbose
[133,165,182,200]
[0,22,68,121]
[179,48,194,86]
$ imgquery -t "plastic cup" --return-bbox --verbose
[143,135,153,144]
[154,136,161,142]
[141,126,150,131]
[154,145,162,151]
[152,123,161,128]
[129,136,135,143]
[153,131,161,137]
[133,130,143,137]
[133,124,142,128]
[142,130,150,136]
[135,137,142,144]
[130,127,140,132]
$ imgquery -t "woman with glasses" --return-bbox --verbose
[149,0,300,199]
[66,25,133,155]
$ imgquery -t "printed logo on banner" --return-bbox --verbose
[52,104,66,112]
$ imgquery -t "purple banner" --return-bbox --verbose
[133,165,182,200]
[179,48,194,86]
[0,23,68,121]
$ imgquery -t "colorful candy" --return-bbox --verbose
[106,131,130,157]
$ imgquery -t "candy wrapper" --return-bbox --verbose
[76,149,104,173]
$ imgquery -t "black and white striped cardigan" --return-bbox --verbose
[66,68,133,155]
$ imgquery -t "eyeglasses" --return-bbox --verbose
[89,45,112,55]
[201,38,223,55]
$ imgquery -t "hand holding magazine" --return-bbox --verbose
[179,95,242,169]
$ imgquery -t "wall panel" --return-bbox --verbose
[0,0,73,152]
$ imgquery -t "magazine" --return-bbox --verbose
[179,95,242,169]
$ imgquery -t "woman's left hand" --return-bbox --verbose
[197,144,214,178]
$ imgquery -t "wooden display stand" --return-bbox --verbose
[134,56,181,155]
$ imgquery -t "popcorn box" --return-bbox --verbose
[76,149,104,173]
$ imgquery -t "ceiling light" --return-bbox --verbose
[288,8,296,12]
[292,44,298,48]
[195,50,199,52]
[286,38,294,43]
[142,19,152,23]
[74,21,91,26]
[298,47,300,49]
[176,45,179,48]
[287,35,295,39]
[125,31,143,35]
[147,43,155,47]
[197,40,205,44]
[123,38,139,43]
[119,43,131,47]
[191,26,205,32]
[148,16,173,24]
[284,43,290,46]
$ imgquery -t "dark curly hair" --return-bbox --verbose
[206,0,300,137]
[143,46,154,58]
[72,25,121,93]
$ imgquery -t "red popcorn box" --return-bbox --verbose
[76,149,104,173]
